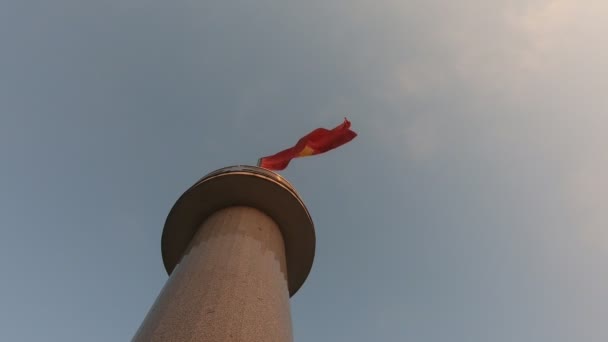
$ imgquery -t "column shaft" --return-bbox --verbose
[133,206,292,342]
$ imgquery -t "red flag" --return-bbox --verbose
[258,118,357,170]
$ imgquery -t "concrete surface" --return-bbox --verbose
[133,206,292,342]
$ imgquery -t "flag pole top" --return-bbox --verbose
[161,165,316,297]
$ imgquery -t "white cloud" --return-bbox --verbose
[341,0,608,245]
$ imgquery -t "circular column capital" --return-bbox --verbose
[162,165,316,296]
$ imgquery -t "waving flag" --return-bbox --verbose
[258,118,357,170]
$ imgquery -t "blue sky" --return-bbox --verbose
[1,1,607,341]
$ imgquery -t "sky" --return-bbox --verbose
[1,0,607,341]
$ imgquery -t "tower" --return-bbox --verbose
[133,165,315,341]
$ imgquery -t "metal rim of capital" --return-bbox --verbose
[161,165,316,297]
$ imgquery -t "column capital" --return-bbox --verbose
[161,165,316,296]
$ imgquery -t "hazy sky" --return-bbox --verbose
[1,1,607,341]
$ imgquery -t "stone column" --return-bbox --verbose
[132,165,315,342]
[133,206,292,341]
